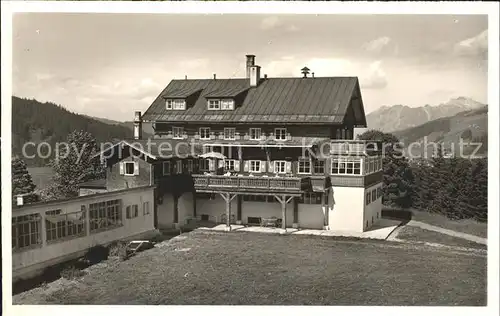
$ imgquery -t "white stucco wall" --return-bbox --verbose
[241,200,294,226]
[297,204,324,229]
[157,194,174,229]
[195,195,237,223]
[363,183,383,230]
[12,186,155,281]
[178,192,195,225]
[328,186,365,232]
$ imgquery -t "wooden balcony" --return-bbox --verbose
[192,174,308,194]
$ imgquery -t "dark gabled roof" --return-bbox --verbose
[163,88,203,99]
[95,139,205,165]
[142,77,362,124]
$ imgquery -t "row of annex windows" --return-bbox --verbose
[365,186,383,205]
[170,127,289,140]
[120,158,382,177]
[165,99,235,111]
[12,199,152,250]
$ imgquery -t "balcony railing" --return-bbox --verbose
[192,174,303,192]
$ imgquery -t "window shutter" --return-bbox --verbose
[244,161,249,172]
[119,162,124,175]
[209,160,215,171]
[285,162,292,173]
[134,162,139,175]
[261,161,266,173]
[269,161,275,173]
[234,161,240,171]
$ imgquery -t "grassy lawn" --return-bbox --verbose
[410,209,487,238]
[396,226,487,250]
[14,231,486,305]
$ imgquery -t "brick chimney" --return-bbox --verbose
[246,54,255,78]
[134,111,143,140]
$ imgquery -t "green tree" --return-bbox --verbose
[358,130,416,208]
[47,130,105,200]
[12,156,39,205]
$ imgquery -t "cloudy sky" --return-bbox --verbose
[13,13,488,121]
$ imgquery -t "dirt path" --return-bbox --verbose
[406,220,487,245]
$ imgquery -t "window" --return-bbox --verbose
[331,158,362,175]
[126,205,139,219]
[12,213,41,250]
[249,128,261,140]
[172,127,184,139]
[172,160,182,174]
[89,199,122,232]
[124,162,136,176]
[274,161,286,174]
[163,161,171,175]
[366,192,371,205]
[372,190,377,201]
[143,201,150,215]
[199,127,211,140]
[225,159,236,171]
[224,128,236,140]
[208,99,220,110]
[173,99,186,110]
[166,99,186,110]
[243,195,275,203]
[274,128,287,141]
[298,159,311,174]
[187,159,194,173]
[45,209,86,242]
[250,160,261,173]
[200,159,210,171]
[299,192,323,204]
[221,99,234,110]
[313,160,325,174]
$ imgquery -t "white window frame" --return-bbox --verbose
[274,160,286,174]
[221,99,234,110]
[274,128,287,141]
[124,162,136,176]
[199,127,211,140]
[163,161,171,176]
[172,127,184,139]
[187,159,193,173]
[175,160,183,174]
[225,159,236,171]
[249,128,261,140]
[208,99,220,110]
[143,201,150,215]
[331,158,362,176]
[298,159,311,174]
[172,99,186,110]
[249,160,261,173]
[200,159,210,171]
[224,127,236,140]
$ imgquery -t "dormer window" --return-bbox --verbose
[207,99,234,110]
[221,99,234,110]
[166,99,186,110]
[208,100,220,110]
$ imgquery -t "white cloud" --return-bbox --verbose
[262,57,388,89]
[362,36,398,56]
[260,16,280,30]
[454,29,488,58]
[361,61,388,89]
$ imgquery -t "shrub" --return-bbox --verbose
[60,265,86,280]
